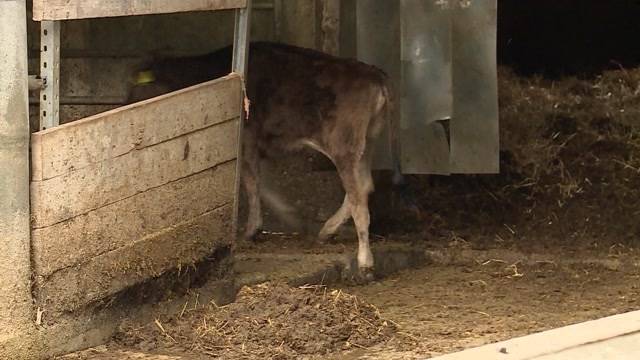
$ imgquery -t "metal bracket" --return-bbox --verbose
[28,75,44,91]
[231,1,253,236]
[39,20,60,131]
[232,3,252,76]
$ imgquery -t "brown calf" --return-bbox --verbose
[128,42,398,278]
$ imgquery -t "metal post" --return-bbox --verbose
[40,20,61,130]
[232,2,252,76]
[273,0,282,41]
[0,0,34,344]
[231,1,252,236]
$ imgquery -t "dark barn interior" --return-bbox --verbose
[498,0,640,77]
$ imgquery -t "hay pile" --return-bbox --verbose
[499,66,640,200]
[404,66,640,246]
[115,282,396,359]
[498,66,640,243]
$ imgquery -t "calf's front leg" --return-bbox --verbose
[242,139,262,241]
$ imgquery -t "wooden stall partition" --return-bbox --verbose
[30,74,242,316]
[33,0,247,20]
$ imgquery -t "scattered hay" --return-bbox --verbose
[401,66,640,247]
[498,66,640,201]
[115,282,396,359]
[496,66,640,244]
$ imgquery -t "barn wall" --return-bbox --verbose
[29,75,242,318]
[25,1,262,130]
[24,0,324,318]
[26,0,322,131]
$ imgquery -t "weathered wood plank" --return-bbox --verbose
[31,119,239,228]
[35,204,233,314]
[33,0,247,21]
[31,74,242,181]
[32,160,235,277]
[431,310,640,360]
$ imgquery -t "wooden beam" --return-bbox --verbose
[31,74,242,181]
[320,0,340,55]
[31,119,238,228]
[30,76,242,228]
[33,0,247,21]
[32,161,235,277]
[35,204,233,315]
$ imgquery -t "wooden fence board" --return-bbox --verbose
[35,204,233,314]
[33,0,247,20]
[30,71,241,317]
[31,119,238,228]
[31,74,242,181]
[32,161,235,277]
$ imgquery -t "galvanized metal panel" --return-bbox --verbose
[346,0,499,175]
[450,0,499,173]
[355,0,401,170]
[402,0,453,123]
[400,0,452,174]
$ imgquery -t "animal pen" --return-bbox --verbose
[0,2,500,357]
[2,0,640,359]
[1,1,251,358]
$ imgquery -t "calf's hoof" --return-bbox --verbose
[317,232,335,245]
[243,228,262,243]
[355,267,375,284]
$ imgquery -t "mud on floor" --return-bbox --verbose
[112,282,395,360]
[341,247,640,359]
[59,243,640,360]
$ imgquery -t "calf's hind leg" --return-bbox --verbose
[335,155,375,279]
[318,194,351,242]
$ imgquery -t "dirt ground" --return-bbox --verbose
[57,232,640,360]
[342,246,640,359]
[60,65,640,359]
[232,239,640,360]
[60,239,640,360]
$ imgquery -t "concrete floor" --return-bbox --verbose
[58,244,640,360]
[431,310,640,360]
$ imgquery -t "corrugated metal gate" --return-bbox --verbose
[342,0,499,175]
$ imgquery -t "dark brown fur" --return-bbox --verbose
[128,42,395,278]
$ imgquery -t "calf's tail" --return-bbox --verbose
[381,76,420,210]
[380,77,403,187]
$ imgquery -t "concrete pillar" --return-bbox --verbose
[0,0,35,353]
